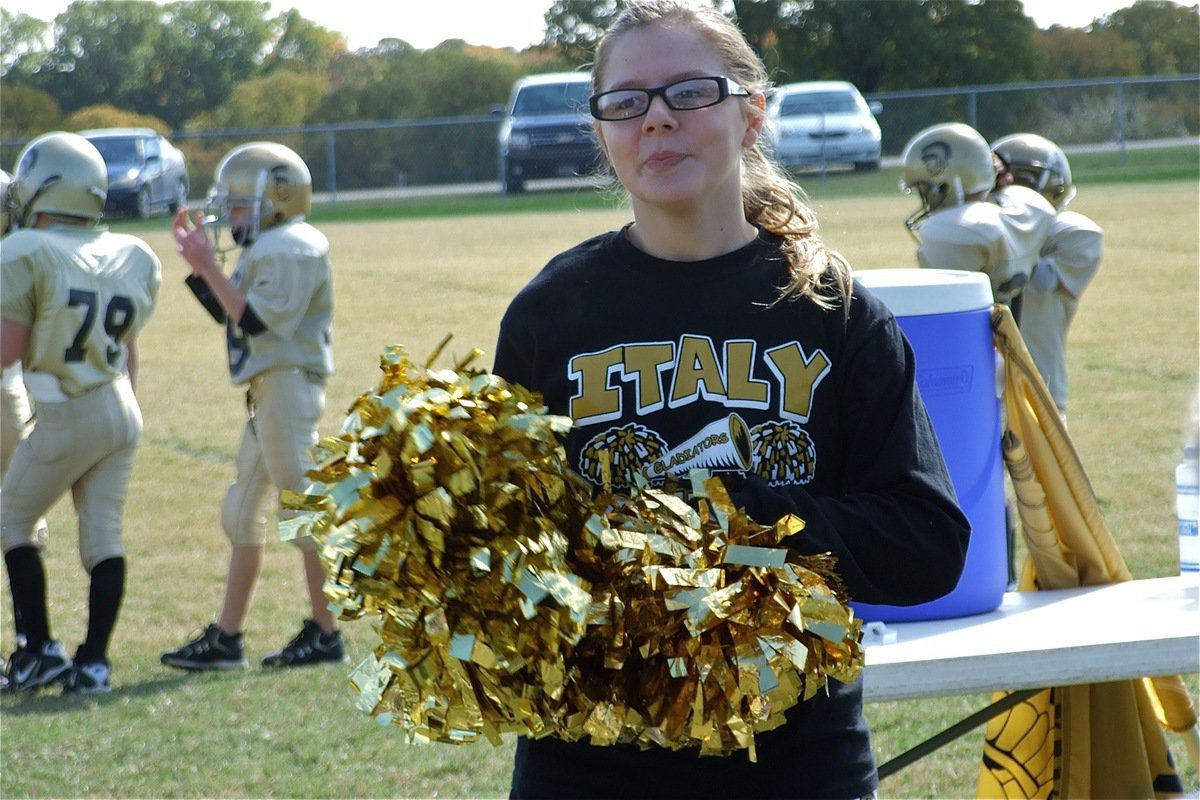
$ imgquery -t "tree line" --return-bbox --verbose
[1,0,1196,187]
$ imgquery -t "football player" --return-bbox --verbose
[160,141,344,672]
[992,133,1103,417]
[1,132,162,694]
[1,170,50,664]
[899,122,1058,592]
[900,122,1057,311]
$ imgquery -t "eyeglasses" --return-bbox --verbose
[589,76,751,121]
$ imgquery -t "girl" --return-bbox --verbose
[493,2,969,797]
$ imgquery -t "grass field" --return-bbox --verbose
[1,158,1197,798]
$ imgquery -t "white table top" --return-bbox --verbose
[862,574,1200,702]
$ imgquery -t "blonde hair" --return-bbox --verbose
[592,0,852,309]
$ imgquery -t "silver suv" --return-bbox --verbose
[496,72,600,194]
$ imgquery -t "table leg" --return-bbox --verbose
[877,687,1043,780]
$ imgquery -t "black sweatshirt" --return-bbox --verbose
[493,227,970,800]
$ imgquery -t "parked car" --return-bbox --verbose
[765,81,883,172]
[79,127,189,219]
[495,72,602,194]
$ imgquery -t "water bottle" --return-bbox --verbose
[1177,444,1199,573]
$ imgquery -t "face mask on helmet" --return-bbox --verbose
[203,170,270,252]
[899,123,996,239]
[1010,164,1053,191]
[201,142,312,252]
[901,179,959,237]
[991,133,1075,210]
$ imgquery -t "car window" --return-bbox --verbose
[143,137,161,158]
[778,91,862,116]
[89,137,141,163]
[513,82,591,116]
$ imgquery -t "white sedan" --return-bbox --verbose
[765,81,883,172]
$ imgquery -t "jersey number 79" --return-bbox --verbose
[65,288,135,366]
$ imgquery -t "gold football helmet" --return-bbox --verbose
[8,131,107,228]
[0,170,11,235]
[991,132,1074,210]
[900,123,996,233]
[204,141,311,249]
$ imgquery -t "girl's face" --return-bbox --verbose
[594,22,763,215]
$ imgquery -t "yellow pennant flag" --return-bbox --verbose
[976,306,1197,799]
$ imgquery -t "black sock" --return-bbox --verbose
[76,557,125,664]
[4,546,49,649]
[12,593,25,643]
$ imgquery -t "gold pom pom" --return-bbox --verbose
[284,339,864,756]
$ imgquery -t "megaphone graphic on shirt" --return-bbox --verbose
[642,413,755,480]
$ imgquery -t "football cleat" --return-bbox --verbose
[2,640,72,692]
[63,660,111,695]
[160,623,248,671]
[261,619,347,668]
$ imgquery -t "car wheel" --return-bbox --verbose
[854,160,880,172]
[136,186,152,219]
[503,174,526,194]
[502,162,526,195]
[169,179,188,213]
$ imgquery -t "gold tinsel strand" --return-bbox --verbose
[283,339,864,758]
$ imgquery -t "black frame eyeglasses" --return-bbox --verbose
[589,76,751,121]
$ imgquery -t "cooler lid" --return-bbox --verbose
[855,268,994,316]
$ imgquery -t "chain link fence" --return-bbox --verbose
[865,75,1198,157]
[3,74,1196,203]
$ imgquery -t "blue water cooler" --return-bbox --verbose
[852,268,1007,622]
